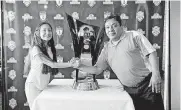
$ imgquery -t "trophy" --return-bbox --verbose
[72,25,99,91]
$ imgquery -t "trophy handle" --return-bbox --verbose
[76,69,79,82]
[93,74,96,82]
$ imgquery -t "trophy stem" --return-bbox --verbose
[57,35,59,44]
[93,74,96,82]
[76,69,79,82]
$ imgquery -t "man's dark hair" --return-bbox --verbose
[104,15,122,26]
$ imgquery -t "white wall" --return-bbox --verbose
[170,1,180,110]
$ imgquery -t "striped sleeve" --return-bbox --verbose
[132,31,156,57]
[95,43,109,70]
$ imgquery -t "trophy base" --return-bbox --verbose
[72,78,99,91]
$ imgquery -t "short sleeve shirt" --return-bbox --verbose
[95,31,156,87]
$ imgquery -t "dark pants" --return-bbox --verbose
[123,74,164,110]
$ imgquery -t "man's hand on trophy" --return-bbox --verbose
[69,57,80,68]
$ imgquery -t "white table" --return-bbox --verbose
[32,79,135,110]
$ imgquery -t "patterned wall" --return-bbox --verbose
[2,0,165,110]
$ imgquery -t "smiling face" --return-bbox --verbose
[39,24,52,41]
[105,18,123,41]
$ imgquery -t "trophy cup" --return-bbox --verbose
[72,25,99,91]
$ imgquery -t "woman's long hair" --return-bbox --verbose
[32,22,58,75]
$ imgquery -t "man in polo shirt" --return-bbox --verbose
[78,15,164,110]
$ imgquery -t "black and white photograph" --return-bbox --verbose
[0,0,180,110]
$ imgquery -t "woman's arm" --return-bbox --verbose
[35,53,72,68]
[24,52,31,75]
[24,48,32,75]
[32,46,73,68]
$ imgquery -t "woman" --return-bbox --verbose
[24,22,78,109]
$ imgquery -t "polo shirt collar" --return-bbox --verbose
[109,31,126,46]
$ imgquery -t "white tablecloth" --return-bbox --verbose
[32,79,135,110]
